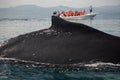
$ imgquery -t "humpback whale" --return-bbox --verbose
[0,16,120,64]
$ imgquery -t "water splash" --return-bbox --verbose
[0,57,120,72]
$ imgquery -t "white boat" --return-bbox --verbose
[60,13,96,20]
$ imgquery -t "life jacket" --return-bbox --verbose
[78,10,85,15]
[77,11,82,16]
[65,11,69,16]
[75,11,79,16]
[68,10,74,16]
[61,11,66,16]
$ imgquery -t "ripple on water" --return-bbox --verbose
[0,57,120,80]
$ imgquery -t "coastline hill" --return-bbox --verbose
[0,5,120,18]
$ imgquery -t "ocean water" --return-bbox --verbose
[0,14,120,80]
[0,15,51,42]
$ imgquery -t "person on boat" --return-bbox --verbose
[80,10,85,15]
[61,11,70,17]
[61,11,66,16]
[77,11,82,16]
[75,11,79,16]
[53,11,60,17]
[89,6,93,13]
[68,10,71,16]
[69,10,75,16]
[83,10,85,15]
[65,11,69,16]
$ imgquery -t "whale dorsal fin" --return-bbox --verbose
[51,16,100,33]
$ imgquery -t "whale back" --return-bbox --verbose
[0,16,120,64]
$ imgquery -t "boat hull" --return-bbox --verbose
[60,13,96,20]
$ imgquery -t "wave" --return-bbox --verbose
[0,57,120,72]
[0,18,29,21]
[0,18,48,22]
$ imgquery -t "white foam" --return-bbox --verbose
[0,57,51,65]
[0,57,120,68]
[84,62,120,67]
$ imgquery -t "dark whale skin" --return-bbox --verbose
[0,16,120,64]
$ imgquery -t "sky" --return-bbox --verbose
[0,0,120,8]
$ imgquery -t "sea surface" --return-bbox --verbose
[0,13,120,80]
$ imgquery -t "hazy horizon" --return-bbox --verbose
[0,0,120,8]
[0,4,120,9]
